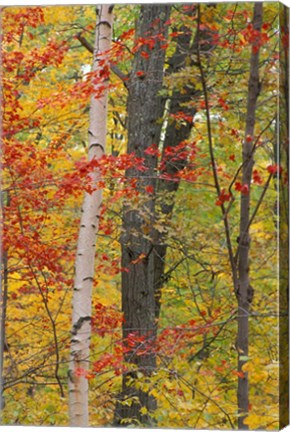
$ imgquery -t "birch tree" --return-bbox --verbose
[68,5,113,427]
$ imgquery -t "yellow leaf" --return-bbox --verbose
[140,406,148,415]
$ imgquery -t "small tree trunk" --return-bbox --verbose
[68,5,113,427]
[237,3,263,429]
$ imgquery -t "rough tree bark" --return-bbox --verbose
[237,3,263,429]
[114,5,170,426]
[115,6,217,424]
[68,5,113,427]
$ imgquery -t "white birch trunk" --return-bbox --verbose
[69,5,113,427]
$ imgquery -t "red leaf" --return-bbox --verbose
[215,189,231,206]
[253,169,263,185]
[235,371,245,378]
[145,185,154,194]
[267,164,282,175]
[144,144,160,156]
[141,51,149,59]
[235,182,249,194]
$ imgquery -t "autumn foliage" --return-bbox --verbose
[1,3,288,429]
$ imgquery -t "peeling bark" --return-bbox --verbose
[69,5,113,427]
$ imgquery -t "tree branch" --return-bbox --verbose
[196,5,238,294]
[76,32,94,53]
[76,32,129,86]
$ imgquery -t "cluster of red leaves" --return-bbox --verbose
[3,8,82,305]
[219,11,270,54]
[3,7,44,43]
[144,144,160,157]
[54,140,199,205]
[92,349,126,376]
[95,254,123,276]
[235,182,249,194]
[133,31,169,55]
[89,333,155,378]
[4,37,68,81]
[242,23,270,53]
[169,111,194,124]
[124,331,156,356]
[83,309,227,379]
[91,302,124,337]
[231,128,240,138]
[2,14,70,137]
[217,96,229,111]
[216,189,232,206]
[157,309,221,358]
[224,8,250,22]
[159,141,197,172]
[86,332,156,379]
[214,359,245,379]
[253,169,263,185]
[133,36,156,53]
[36,64,112,111]
[56,152,149,199]
[267,164,282,175]
[215,164,279,206]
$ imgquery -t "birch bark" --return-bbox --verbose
[68,5,113,427]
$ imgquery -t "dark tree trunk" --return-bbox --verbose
[237,3,263,429]
[115,5,216,425]
[154,13,198,319]
[115,5,170,426]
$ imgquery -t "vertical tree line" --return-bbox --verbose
[236,4,263,428]
[115,4,171,425]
